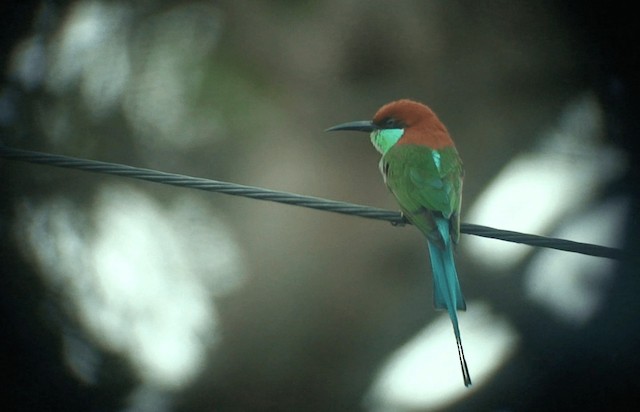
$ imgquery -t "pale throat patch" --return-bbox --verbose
[370,129,404,155]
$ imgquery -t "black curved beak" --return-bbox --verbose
[325,120,376,133]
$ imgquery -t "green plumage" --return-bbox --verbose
[326,99,471,386]
[381,144,463,246]
[383,143,470,386]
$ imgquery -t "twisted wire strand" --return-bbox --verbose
[0,145,626,260]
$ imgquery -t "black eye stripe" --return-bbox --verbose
[377,117,405,129]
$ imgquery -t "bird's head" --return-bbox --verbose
[326,99,453,154]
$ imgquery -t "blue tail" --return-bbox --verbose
[427,217,472,387]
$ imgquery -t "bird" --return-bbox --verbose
[326,99,471,386]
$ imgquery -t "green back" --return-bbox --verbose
[381,144,463,245]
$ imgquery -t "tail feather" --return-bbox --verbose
[428,217,472,387]
[456,334,472,387]
[427,220,466,312]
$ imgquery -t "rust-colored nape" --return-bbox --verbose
[373,99,454,149]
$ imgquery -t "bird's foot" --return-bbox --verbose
[390,212,408,227]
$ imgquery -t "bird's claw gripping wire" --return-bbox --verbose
[390,211,409,227]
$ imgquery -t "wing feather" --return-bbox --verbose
[382,144,463,244]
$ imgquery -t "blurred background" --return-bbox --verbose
[1,1,638,411]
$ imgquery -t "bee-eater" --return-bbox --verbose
[327,99,471,386]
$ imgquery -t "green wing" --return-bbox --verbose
[382,144,463,244]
